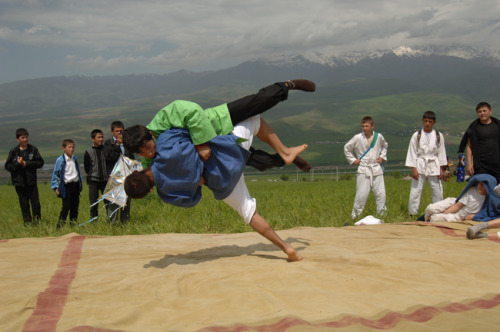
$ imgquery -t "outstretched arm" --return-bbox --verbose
[442,201,465,215]
[466,138,474,176]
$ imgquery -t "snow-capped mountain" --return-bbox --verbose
[255,45,500,68]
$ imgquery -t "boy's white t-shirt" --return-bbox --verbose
[458,186,486,219]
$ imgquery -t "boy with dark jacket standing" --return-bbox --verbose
[84,129,108,220]
[5,128,44,225]
[51,139,83,228]
[104,121,135,224]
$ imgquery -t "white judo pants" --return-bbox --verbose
[222,115,260,224]
[424,197,462,222]
[408,175,443,215]
[352,173,386,219]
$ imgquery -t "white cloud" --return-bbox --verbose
[0,0,499,83]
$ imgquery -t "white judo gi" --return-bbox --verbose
[405,129,447,215]
[344,132,388,219]
[222,116,261,224]
[424,186,486,222]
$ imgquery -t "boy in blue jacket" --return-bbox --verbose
[51,139,83,228]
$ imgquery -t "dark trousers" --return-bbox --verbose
[475,164,500,184]
[88,180,107,218]
[59,182,80,223]
[15,185,41,225]
[107,197,131,224]
[227,82,289,171]
[227,82,288,125]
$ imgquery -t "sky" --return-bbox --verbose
[1,0,499,84]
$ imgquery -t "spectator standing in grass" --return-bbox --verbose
[84,129,109,220]
[458,102,500,183]
[405,111,447,216]
[344,116,388,219]
[5,128,44,225]
[51,139,83,228]
[457,154,466,183]
[104,121,135,224]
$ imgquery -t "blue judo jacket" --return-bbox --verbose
[456,174,500,221]
[151,128,250,208]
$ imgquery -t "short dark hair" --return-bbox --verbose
[123,125,153,154]
[62,139,75,147]
[91,129,103,138]
[476,102,491,111]
[15,128,29,138]
[124,171,152,199]
[422,111,436,121]
[111,121,124,131]
[361,116,374,125]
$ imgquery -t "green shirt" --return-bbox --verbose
[142,100,234,167]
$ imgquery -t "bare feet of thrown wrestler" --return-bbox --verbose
[280,144,308,166]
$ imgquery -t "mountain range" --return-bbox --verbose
[1,45,499,167]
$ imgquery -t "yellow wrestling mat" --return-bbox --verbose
[2,222,500,331]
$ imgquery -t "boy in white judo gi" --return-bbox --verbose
[405,111,447,216]
[344,116,388,219]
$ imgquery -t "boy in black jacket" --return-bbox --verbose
[5,128,44,225]
[104,121,135,224]
[84,129,108,220]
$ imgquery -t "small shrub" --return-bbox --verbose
[280,174,289,181]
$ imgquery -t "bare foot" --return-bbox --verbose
[280,144,308,165]
[286,247,303,262]
[293,156,312,172]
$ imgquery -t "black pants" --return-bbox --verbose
[107,197,131,224]
[59,181,80,222]
[15,185,41,225]
[227,82,289,171]
[475,165,500,184]
[88,180,107,218]
[227,82,288,125]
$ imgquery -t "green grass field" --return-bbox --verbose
[0,175,469,240]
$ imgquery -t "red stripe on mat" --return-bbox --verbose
[199,294,500,331]
[408,221,500,243]
[0,239,8,243]
[22,235,86,332]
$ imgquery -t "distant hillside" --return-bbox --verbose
[1,46,500,166]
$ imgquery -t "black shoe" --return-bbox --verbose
[293,156,312,172]
[415,214,426,221]
[286,79,316,92]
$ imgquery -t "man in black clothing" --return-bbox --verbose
[458,102,500,183]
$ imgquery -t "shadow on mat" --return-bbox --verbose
[143,237,310,269]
